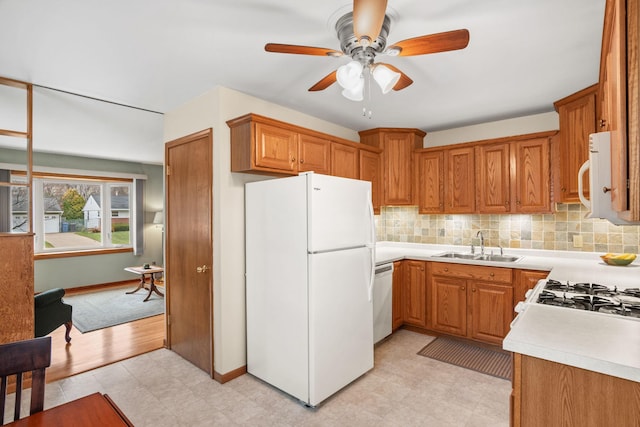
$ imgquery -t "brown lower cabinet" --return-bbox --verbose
[511,353,640,426]
[429,262,513,345]
[391,259,518,346]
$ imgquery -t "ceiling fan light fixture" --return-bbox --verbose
[337,60,364,89]
[372,63,401,94]
[341,76,364,101]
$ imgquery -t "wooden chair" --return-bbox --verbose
[0,336,51,424]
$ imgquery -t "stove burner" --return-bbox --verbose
[537,292,590,310]
[620,288,640,298]
[573,283,610,295]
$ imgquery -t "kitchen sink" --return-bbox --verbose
[433,252,522,263]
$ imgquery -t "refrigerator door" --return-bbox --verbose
[307,173,374,253]
[308,247,374,406]
[245,175,310,403]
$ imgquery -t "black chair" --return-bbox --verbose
[34,288,72,343]
[0,336,51,424]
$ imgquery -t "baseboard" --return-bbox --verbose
[213,365,247,384]
[63,280,138,296]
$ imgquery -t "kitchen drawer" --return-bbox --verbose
[430,262,512,283]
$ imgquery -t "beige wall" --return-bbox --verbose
[163,87,359,376]
[424,111,559,147]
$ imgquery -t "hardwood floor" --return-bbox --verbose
[46,298,165,383]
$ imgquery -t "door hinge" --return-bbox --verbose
[166,165,171,176]
[167,315,170,325]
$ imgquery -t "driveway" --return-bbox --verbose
[45,232,101,247]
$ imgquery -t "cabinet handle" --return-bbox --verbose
[472,288,476,292]
[291,157,296,162]
[561,188,566,192]
[599,119,607,128]
[516,200,521,205]
[490,272,495,277]
[444,268,449,272]
[300,159,304,164]
[420,267,424,271]
[461,286,465,291]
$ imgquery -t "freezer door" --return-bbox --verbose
[308,247,374,406]
[307,173,373,253]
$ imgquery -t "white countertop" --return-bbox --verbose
[375,241,640,382]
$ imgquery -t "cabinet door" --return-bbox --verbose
[513,269,549,310]
[598,0,628,213]
[392,261,404,331]
[445,147,476,213]
[299,133,330,174]
[254,122,298,173]
[415,151,444,214]
[403,260,427,327]
[383,133,414,205]
[430,275,467,336]
[476,143,511,213]
[511,138,551,213]
[556,89,596,202]
[331,143,359,179]
[469,281,513,344]
[359,149,382,214]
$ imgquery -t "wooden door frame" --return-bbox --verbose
[164,128,214,375]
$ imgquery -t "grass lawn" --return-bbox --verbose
[75,231,130,244]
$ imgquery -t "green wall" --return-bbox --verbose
[1,148,164,292]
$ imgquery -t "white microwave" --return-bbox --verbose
[577,132,636,225]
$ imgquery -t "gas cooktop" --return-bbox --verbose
[536,279,640,319]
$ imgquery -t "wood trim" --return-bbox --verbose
[626,0,639,220]
[0,129,29,138]
[213,365,247,384]
[34,247,133,260]
[0,76,30,89]
[226,113,359,146]
[60,280,139,296]
[553,84,598,111]
[416,130,558,154]
[359,127,427,138]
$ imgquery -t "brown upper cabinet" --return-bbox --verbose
[446,146,476,213]
[298,132,330,175]
[414,150,444,214]
[359,147,382,214]
[476,142,511,213]
[553,85,597,203]
[330,140,359,179]
[360,128,426,206]
[597,0,639,221]
[511,136,552,213]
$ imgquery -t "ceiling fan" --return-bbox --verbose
[264,0,470,101]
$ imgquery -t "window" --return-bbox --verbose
[32,175,134,253]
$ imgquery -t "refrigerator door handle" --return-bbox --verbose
[366,192,375,302]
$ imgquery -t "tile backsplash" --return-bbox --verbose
[375,204,640,254]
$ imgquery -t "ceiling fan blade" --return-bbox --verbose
[377,63,413,91]
[265,43,343,57]
[387,29,470,57]
[308,70,338,91]
[353,0,388,43]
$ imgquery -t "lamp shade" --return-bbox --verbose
[341,76,364,101]
[337,61,364,90]
[153,211,164,224]
[372,64,401,94]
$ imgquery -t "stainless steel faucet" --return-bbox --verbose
[476,231,485,255]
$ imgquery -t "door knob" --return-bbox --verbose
[196,265,210,273]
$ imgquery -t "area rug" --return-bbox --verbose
[417,336,512,380]
[63,286,164,333]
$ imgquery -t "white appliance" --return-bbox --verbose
[373,262,393,344]
[578,132,636,225]
[245,172,375,407]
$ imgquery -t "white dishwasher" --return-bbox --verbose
[373,262,394,344]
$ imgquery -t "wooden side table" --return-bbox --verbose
[124,266,165,302]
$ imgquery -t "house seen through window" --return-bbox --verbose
[28,175,133,253]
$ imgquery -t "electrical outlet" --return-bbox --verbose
[573,235,583,248]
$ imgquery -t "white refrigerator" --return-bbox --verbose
[245,172,375,407]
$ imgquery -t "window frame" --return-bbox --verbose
[31,173,134,255]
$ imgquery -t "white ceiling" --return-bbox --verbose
[0,0,606,133]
